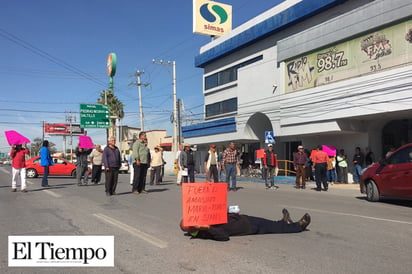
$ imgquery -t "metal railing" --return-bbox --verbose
[276,159,296,176]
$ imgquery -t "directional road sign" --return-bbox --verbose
[80,104,110,128]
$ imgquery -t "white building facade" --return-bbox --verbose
[183,0,412,170]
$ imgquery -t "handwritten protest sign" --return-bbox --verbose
[182,183,228,227]
[79,135,94,149]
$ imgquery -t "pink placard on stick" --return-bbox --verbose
[79,136,94,149]
[4,130,31,145]
[322,145,337,156]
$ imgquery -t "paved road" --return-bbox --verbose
[1,164,411,274]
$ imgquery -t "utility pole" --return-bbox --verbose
[177,99,182,145]
[129,70,149,131]
[65,112,75,163]
[152,59,178,152]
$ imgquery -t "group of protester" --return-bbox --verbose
[7,132,166,197]
[292,145,380,192]
[174,142,240,191]
[9,140,54,192]
[8,139,313,242]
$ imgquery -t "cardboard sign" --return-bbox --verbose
[182,183,228,227]
[79,135,94,149]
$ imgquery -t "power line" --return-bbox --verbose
[0,28,107,88]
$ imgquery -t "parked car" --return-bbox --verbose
[120,161,130,174]
[360,143,412,202]
[26,156,80,178]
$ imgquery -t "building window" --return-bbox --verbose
[204,55,263,90]
[205,98,237,118]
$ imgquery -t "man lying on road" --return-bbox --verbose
[180,208,311,241]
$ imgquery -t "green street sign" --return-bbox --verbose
[80,104,110,128]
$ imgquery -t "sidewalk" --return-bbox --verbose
[167,173,360,189]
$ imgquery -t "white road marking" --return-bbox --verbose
[93,213,168,249]
[289,206,412,225]
[42,189,62,198]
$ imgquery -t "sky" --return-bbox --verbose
[0,0,284,154]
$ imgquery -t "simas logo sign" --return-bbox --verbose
[193,0,232,37]
[8,236,114,267]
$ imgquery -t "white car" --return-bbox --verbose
[119,161,130,174]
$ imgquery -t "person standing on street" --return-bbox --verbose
[75,145,92,186]
[218,151,225,182]
[150,146,163,185]
[40,140,53,187]
[312,145,329,191]
[175,144,183,185]
[262,144,278,190]
[10,143,30,192]
[352,147,364,184]
[90,144,103,184]
[293,145,308,189]
[180,143,195,183]
[336,149,348,183]
[102,137,121,196]
[132,131,149,194]
[365,147,375,167]
[204,144,219,183]
[222,142,238,191]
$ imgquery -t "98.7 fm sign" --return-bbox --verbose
[80,104,110,129]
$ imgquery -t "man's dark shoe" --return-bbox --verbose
[11,188,17,192]
[298,213,311,230]
[282,208,293,224]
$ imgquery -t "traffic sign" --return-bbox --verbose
[265,131,275,144]
[80,104,110,128]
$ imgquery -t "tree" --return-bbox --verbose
[29,137,57,158]
[98,89,124,139]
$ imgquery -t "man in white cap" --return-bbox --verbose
[262,144,278,189]
[293,145,308,189]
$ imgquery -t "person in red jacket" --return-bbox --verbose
[261,144,278,189]
[10,143,30,192]
[180,208,311,241]
[312,145,329,191]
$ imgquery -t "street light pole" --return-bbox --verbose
[152,59,178,152]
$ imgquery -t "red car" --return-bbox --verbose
[360,143,412,202]
[26,156,79,178]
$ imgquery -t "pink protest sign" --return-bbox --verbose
[322,145,337,156]
[79,136,94,149]
[4,130,31,145]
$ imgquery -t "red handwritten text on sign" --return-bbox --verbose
[182,183,227,227]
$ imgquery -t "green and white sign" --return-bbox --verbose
[80,104,110,128]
